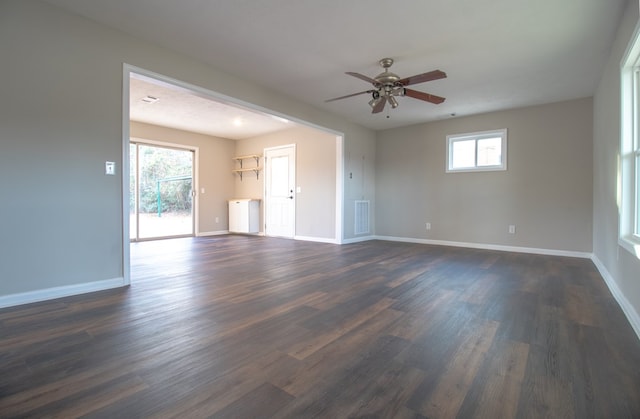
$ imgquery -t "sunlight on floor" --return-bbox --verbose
[131,212,192,239]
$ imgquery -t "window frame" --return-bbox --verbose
[635,144,640,237]
[619,22,640,258]
[446,129,507,173]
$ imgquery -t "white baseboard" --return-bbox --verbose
[0,277,127,309]
[294,235,339,244]
[342,235,376,244]
[374,235,592,258]
[591,255,640,341]
[197,230,229,237]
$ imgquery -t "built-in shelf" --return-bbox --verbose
[232,155,261,180]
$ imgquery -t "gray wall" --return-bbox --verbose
[376,98,593,252]
[593,0,640,328]
[234,126,338,240]
[130,122,235,235]
[0,0,375,298]
[344,133,377,240]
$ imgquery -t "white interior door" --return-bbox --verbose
[264,145,295,238]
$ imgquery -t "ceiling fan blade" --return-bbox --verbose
[325,90,375,102]
[371,96,387,113]
[398,70,447,86]
[346,72,379,85]
[404,88,446,104]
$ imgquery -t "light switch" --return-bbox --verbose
[105,161,115,175]
[296,186,302,193]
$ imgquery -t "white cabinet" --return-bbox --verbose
[228,199,260,233]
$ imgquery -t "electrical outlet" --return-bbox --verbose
[425,222,431,230]
[215,217,219,223]
[508,225,516,234]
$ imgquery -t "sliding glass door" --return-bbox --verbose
[130,142,194,241]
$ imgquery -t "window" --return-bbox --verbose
[446,129,507,172]
[631,70,640,240]
[636,144,640,235]
[620,22,640,258]
[636,124,640,237]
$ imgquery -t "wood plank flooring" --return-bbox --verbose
[1,236,639,418]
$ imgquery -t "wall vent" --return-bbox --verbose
[354,200,370,235]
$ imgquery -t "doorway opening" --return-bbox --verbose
[130,141,195,241]
[122,64,345,285]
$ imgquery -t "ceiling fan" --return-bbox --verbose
[325,58,447,113]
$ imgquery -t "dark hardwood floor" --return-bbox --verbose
[1,236,639,418]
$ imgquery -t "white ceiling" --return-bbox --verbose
[45,0,626,135]
[130,75,293,140]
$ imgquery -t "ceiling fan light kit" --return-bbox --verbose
[387,95,399,109]
[326,58,447,114]
[368,96,382,109]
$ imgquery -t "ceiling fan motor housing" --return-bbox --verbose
[375,58,401,89]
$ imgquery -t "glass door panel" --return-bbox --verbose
[130,143,137,240]
[131,142,194,240]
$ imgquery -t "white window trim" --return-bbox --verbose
[446,129,507,173]
[619,21,640,259]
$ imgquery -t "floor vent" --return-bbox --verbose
[354,200,370,235]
